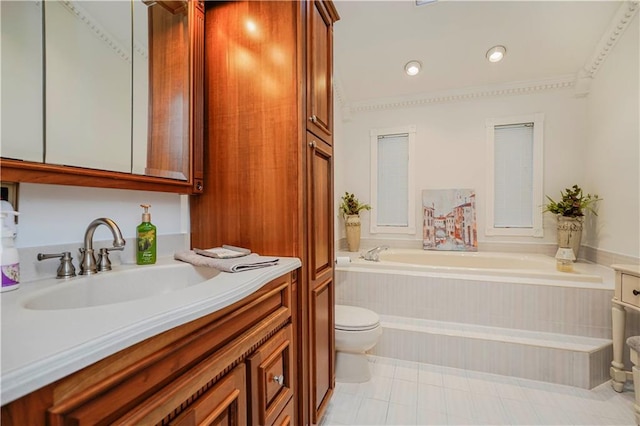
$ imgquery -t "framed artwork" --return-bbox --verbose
[422,189,477,251]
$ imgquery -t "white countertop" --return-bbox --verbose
[0,256,301,405]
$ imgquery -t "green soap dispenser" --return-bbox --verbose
[136,204,157,265]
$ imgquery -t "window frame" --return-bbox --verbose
[485,113,544,237]
[369,125,416,235]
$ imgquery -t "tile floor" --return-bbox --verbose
[320,356,637,425]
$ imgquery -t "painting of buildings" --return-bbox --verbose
[422,189,477,251]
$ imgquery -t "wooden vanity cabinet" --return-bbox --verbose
[1,273,295,426]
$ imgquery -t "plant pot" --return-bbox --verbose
[345,215,361,252]
[557,216,583,260]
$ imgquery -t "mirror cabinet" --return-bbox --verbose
[0,0,203,194]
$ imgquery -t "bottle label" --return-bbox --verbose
[2,262,20,286]
[137,230,157,265]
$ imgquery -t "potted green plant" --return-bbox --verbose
[544,184,602,259]
[339,192,371,252]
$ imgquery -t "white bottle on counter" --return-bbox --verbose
[1,210,20,292]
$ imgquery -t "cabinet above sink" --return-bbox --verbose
[0,0,204,194]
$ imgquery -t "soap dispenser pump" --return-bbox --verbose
[136,204,157,265]
[1,210,20,292]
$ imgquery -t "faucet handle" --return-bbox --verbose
[97,248,112,272]
[37,252,76,279]
[96,245,126,272]
[78,248,97,275]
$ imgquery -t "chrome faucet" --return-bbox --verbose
[362,245,389,262]
[79,218,126,275]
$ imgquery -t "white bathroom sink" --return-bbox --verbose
[23,263,220,310]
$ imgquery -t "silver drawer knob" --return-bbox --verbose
[273,375,284,385]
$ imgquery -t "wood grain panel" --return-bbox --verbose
[273,397,295,426]
[190,2,338,424]
[247,325,294,426]
[307,133,333,281]
[169,363,247,426]
[190,0,205,193]
[0,159,193,193]
[310,277,334,423]
[306,1,338,144]
[191,1,302,256]
[146,2,190,179]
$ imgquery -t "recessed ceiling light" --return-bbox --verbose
[486,45,506,63]
[404,60,422,76]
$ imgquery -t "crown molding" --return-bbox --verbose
[581,1,638,80]
[342,75,575,114]
[336,1,638,114]
[574,0,639,96]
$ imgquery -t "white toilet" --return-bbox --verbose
[334,304,383,383]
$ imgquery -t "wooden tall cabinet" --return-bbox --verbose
[307,1,335,145]
[190,1,339,424]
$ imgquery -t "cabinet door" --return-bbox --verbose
[310,277,334,424]
[307,133,334,283]
[306,0,338,144]
[306,131,334,424]
[248,325,294,426]
[171,364,247,426]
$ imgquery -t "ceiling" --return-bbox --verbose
[332,1,624,104]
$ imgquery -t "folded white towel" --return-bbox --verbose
[175,250,279,273]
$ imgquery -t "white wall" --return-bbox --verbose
[584,13,639,259]
[334,13,639,260]
[13,184,187,249]
[335,88,591,248]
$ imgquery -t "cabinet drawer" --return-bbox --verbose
[170,364,247,426]
[621,273,640,308]
[272,397,295,426]
[248,324,294,426]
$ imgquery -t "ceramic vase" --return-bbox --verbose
[345,215,361,252]
[557,216,583,260]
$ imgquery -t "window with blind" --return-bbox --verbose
[486,114,544,237]
[370,126,415,234]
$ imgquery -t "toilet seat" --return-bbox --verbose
[335,305,380,332]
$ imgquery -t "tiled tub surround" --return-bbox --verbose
[335,249,638,389]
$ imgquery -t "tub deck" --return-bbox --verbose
[335,249,616,389]
[338,249,614,287]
